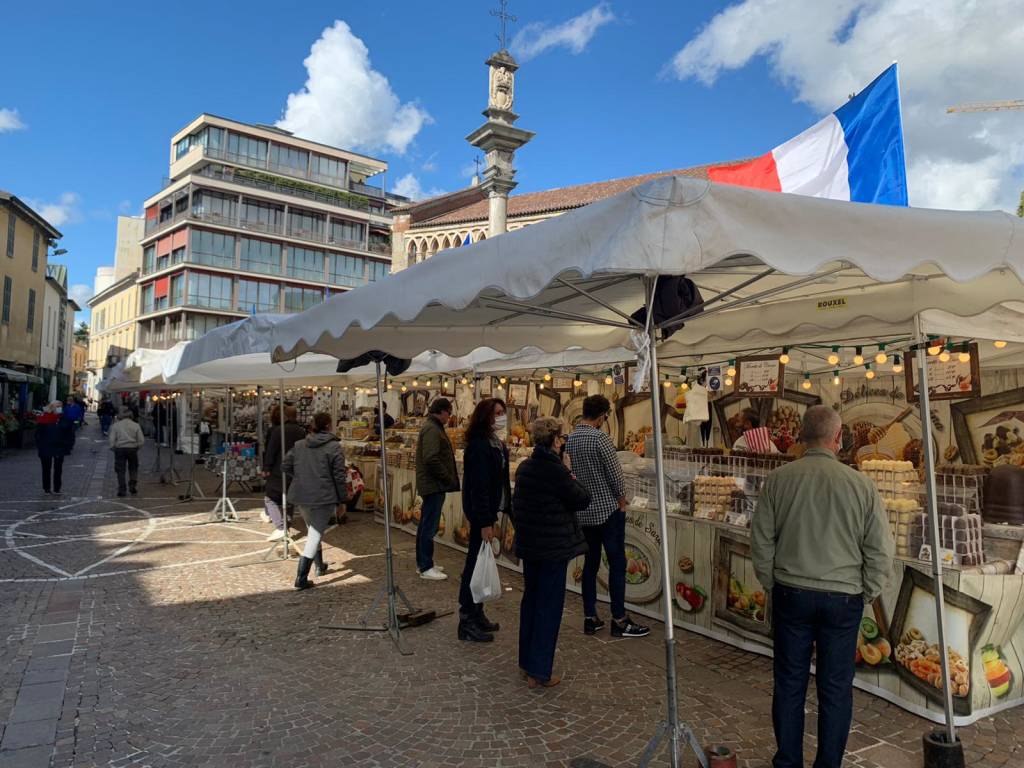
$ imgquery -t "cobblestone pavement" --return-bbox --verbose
[1,422,1021,767]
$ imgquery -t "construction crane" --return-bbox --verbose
[947,100,1024,113]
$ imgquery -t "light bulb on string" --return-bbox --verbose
[865,364,875,380]
[412,379,419,387]
[875,344,888,365]
[939,344,951,363]
[827,347,840,366]
[680,381,690,392]
[779,347,790,365]
[724,377,734,387]
[832,372,841,386]
[461,377,468,385]
[604,374,613,386]
[663,377,673,389]
[892,354,903,374]
[853,346,864,366]
[573,376,583,388]
[400,385,407,393]
[801,373,812,390]
[538,382,545,390]
[927,339,942,356]
[499,376,507,385]
[958,343,971,364]
[425,378,432,387]
[994,340,1008,349]
[726,359,736,377]
[387,384,393,391]
[469,381,475,389]
[543,370,552,381]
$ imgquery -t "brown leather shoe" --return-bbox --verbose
[527,674,561,689]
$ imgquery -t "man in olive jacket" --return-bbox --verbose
[752,405,894,768]
[415,398,459,580]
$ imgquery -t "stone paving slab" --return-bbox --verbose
[0,423,1021,767]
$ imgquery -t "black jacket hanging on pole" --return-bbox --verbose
[630,275,704,339]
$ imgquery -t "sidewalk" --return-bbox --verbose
[0,422,1019,767]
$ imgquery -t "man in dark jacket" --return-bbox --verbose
[513,416,591,688]
[262,404,307,542]
[415,397,459,580]
[37,401,75,495]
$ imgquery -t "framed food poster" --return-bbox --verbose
[888,567,992,716]
[950,386,1024,467]
[713,393,758,448]
[905,342,981,401]
[507,382,529,407]
[712,530,771,641]
[552,376,575,392]
[735,355,784,398]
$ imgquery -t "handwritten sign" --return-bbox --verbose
[735,355,784,399]
[905,343,980,402]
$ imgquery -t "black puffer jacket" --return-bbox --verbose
[263,421,308,501]
[513,446,591,562]
[462,436,511,528]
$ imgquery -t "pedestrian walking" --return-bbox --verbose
[414,397,459,581]
[64,396,84,430]
[262,404,306,542]
[281,412,348,590]
[752,405,894,768]
[566,394,650,638]
[108,407,145,497]
[36,401,75,495]
[97,399,116,436]
[457,397,511,643]
[513,417,590,689]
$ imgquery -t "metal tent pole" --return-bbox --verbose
[256,385,264,470]
[322,359,416,655]
[180,386,205,501]
[914,316,958,746]
[639,276,708,768]
[279,381,293,560]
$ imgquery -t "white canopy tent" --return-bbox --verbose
[268,176,1024,764]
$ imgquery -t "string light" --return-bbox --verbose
[892,354,903,374]
[679,381,690,392]
[573,376,583,388]
[832,371,841,386]
[726,360,736,377]
[724,377,734,387]
[469,381,475,389]
[994,340,1008,349]
[927,339,942,356]
[827,347,840,366]
[499,376,507,385]
[538,382,545,390]
[461,377,468,385]
[801,373,812,390]
[387,383,393,391]
[400,385,407,393]
[853,346,864,366]
[939,344,951,363]
[412,379,419,387]
[875,343,888,365]
[779,347,790,365]
[543,370,552,381]
[425,378,432,387]
[865,364,875,380]
[604,374,613,385]
[958,342,971,364]
[663,377,673,389]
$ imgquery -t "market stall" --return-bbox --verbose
[269,174,1024,749]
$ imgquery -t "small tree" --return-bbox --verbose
[1018,190,1023,218]
[74,321,90,344]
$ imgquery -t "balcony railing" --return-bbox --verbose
[368,241,391,255]
[349,180,384,198]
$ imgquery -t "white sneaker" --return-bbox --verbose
[259,511,271,523]
[266,529,285,541]
[419,567,448,581]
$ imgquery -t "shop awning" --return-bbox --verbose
[0,367,43,384]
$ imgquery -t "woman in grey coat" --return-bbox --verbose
[282,412,348,589]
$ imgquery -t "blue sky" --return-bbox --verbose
[2,1,1020,320]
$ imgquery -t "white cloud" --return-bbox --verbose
[28,192,82,227]
[69,284,92,308]
[277,20,431,155]
[392,173,444,201]
[421,152,439,173]
[666,0,1024,211]
[511,3,615,62]
[0,108,26,133]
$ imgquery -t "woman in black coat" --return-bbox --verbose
[513,417,591,689]
[458,398,511,643]
[36,401,75,495]
[262,404,308,542]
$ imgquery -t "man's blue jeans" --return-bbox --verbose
[416,492,445,572]
[770,583,863,768]
[581,509,626,620]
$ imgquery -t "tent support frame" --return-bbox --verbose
[321,359,416,656]
[179,386,205,501]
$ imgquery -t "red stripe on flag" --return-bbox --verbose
[707,152,782,192]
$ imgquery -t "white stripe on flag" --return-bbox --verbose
[772,113,851,201]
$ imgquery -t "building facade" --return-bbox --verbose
[0,191,62,375]
[39,264,79,401]
[71,343,88,394]
[135,114,402,349]
[86,274,139,399]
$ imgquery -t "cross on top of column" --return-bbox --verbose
[490,0,516,51]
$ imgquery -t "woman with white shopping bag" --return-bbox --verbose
[459,398,512,643]
[512,417,591,689]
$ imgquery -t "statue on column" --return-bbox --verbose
[489,65,514,112]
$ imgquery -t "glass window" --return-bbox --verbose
[310,154,345,184]
[175,138,191,159]
[287,209,324,240]
[156,251,169,272]
[6,213,15,257]
[239,237,281,275]
[226,132,267,165]
[186,313,231,340]
[237,279,280,313]
[171,246,186,265]
[190,229,235,269]
[140,284,155,315]
[169,315,184,341]
[192,190,237,224]
[32,232,40,271]
[368,260,390,282]
[329,218,365,245]
[159,204,173,223]
[26,288,35,331]
[287,247,325,282]
[270,144,308,174]
[284,285,323,313]
[170,275,184,306]
[240,199,283,234]
[175,195,188,215]
[329,253,366,287]
[186,272,233,310]
[143,245,155,273]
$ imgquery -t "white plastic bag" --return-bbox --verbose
[470,541,502,603]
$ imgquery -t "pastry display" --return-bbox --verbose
[693,475,740,521]
[895,628,970,698]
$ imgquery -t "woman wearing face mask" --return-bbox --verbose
[457,397,511,642]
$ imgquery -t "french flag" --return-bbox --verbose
[708,65,908,206]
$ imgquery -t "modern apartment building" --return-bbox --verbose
[136,114,400,349]
[0,190,62,376]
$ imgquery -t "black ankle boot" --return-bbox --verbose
[314,547,329,577]
[458,617,494,643]
[474,607,500,633]
[294,556,315,590]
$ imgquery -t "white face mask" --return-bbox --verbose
[55,407,62,415]
[494,414,508,439]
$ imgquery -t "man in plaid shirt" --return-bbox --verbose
[566,395,650,639]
